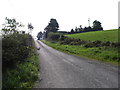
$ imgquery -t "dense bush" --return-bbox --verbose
[84,41,120,48]
[59,35,65,41]
[60,36,87,45]
[58,35,120,48]
[47,32,61,41]
[84,42,94,48]
[2,33,32,69]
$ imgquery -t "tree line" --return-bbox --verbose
[69,20,103,34]
[37,18,103,40]
[37,18,59,39]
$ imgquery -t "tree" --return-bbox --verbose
[37,31,42,40]
[87,26,92,31]
[44,18,59,32]
[44,18,59,38]
[78,25,83,32]
[75,27,78,33]
[84,27,87,31]
[28,23,34,34]
[2,17,24,37]
[93,20,103,31]
[79,25,82,30]
[70,29,74,34]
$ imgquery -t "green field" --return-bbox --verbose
[42,40,119,65]
[66,29,119,42]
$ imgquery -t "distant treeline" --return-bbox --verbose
[37,18,103,40]
[58,27,103,34]
[59,20,103,34]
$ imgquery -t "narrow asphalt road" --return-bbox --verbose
[34,40,118,88]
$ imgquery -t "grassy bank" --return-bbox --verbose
[42,40,119,65]
[66,29,118,42]
[2,44,39,88]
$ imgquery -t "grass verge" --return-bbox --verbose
[42,40,119,65]
[2,46,39,88]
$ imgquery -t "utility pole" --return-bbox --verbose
[88,18,90,27]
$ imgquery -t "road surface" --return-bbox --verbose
[34,40,119,88]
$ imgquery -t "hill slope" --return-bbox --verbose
[66,29,118,42]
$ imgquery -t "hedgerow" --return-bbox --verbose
[59,36,120,48]
[2,33,33,70]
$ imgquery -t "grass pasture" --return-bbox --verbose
[66,29,118,42]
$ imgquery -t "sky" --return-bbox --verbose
[0,0,119,37]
